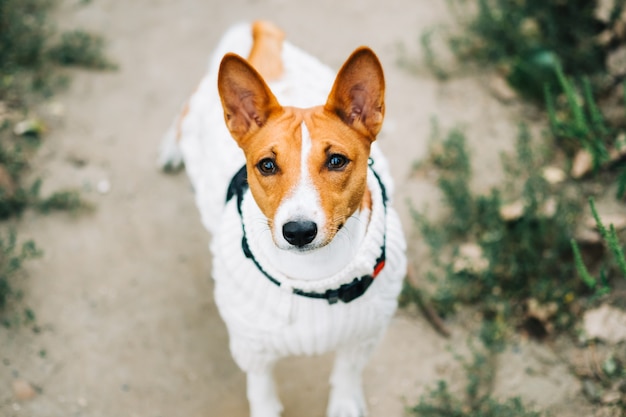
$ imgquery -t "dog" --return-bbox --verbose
[159,21,407,417]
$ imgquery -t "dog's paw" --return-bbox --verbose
[157,126,185,173]
[158,143,184,173]
[327,387,366,417]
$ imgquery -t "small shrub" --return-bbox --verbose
[419,28,451,81]
[48,29,116,69]
[448,0,624,101]
[545,66,613,164]
[406,124,584,340]
[0,230,41,311]
[409,346,541,417]
[34,189,88,214]
[572,198,626,298]
[410,383,541,417]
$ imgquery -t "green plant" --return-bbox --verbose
[545,68,626,207]
[35,189,88,213]
[410,382,541,417]
[48,29,116,69]
[545,66,612,166]
[447,0,625,101]
[571,198,626,298]
[420,28,450,81]
[406,124,584,339]
[409,345,541,417]
[28,179,90,214]
[0,0,115,102]
[0,230,41,310]
[0,0,54,100]
[0,135,88,220]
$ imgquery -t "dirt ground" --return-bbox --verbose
[0,1,595,416]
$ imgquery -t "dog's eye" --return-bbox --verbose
[326,154,349,171]
[257,158,278,175]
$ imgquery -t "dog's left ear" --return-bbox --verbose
[218,53,282,145]
[325,47,385,140]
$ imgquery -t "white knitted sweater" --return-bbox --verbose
[174,23,407,372]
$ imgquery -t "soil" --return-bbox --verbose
[0,1,595,416]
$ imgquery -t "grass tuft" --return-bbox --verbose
[572,197,626,299]
[409,343,541,417]
[48,29,116,69]
[0,230,41,311]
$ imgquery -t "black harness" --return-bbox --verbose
[226,161,387,305]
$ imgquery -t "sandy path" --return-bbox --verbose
[0,1,589,416]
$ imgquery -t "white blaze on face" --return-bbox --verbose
[273,122,325,249]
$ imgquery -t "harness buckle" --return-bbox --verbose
[326,289,339,305]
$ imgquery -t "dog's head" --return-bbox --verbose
[218,47,385,252]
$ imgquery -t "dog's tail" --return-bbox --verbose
[247,21,285,82]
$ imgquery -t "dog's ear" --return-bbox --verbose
[218,53,282,144]
[325,47,385,139]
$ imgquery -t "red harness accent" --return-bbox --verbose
[373,259,385,278]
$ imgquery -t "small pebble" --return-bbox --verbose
[540,197,557,218]
[571,149,593,179]
[500,200,525,221]
[12,379,37,401]
[542,166,566,184]
[602,389,622,404]
[97,179,111,194]
[47,102,65,118]
[489,75,517,102]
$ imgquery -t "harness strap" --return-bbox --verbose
[226,161,387,305]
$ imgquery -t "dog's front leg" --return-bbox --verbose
[327,341,376,417]
[247,366,283,417]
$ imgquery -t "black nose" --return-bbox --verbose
[282,221,317,247]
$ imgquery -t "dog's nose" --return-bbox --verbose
[282,221,317,247]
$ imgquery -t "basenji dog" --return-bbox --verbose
[159,21,406,417]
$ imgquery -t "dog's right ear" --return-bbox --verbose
[218,53,282,144]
